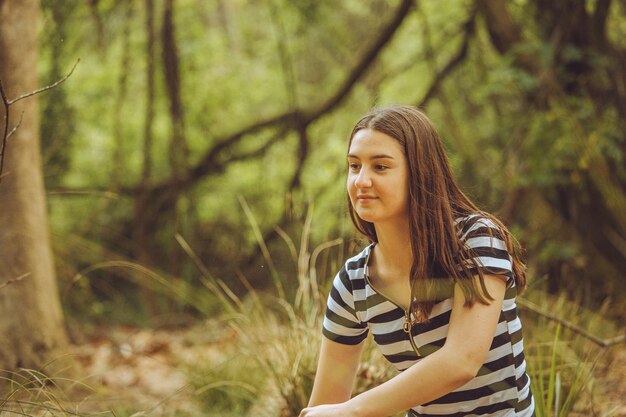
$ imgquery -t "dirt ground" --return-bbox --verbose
[63,323,626,417]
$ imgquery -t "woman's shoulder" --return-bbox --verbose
[330,243,373,292]
[455,213,503,240]
[343,242,374,272]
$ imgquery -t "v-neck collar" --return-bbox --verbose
[363,242,412,312]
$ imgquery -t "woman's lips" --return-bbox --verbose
[357,195,377,202]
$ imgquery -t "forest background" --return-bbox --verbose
[0,0,625,416]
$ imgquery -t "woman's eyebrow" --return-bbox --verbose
[347,154,395,160]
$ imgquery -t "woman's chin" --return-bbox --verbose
[356,212,377,223]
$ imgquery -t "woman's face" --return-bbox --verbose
[347,128,409,226]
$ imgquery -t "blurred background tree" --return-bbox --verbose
[30,0,625,327]
[0,0,67,369]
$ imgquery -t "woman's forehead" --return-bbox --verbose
[349,129,403,157]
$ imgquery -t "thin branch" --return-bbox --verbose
[308,0,414,120]
[184,111,299,186]
[6,111,23,140]
[46,189,119,199]
[224,128,288,165]
[7,59,79,105]
[517,297,625,348]
[478,0,558,92]
[288,122,309,191]
[0,273,31,291]
[0,60,79,183]
[141,0,414,273]
[148,0,414,195]
[417,11,475,106]
[50,126,289,203]
[0,80,10,180]
[282,121,310,222]
[186,125,290,184]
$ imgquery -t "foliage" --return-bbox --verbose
[181,210,615,416]
[27,0,626,413]
[3,214,623,416]
[35,0,626,321]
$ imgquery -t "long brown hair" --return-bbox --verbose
[347,105,526,322]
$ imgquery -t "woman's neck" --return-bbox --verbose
[373,218,413,279]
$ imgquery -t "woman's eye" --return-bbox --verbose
[375,164,388,171]
[348,163,360,171]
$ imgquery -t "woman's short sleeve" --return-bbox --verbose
[459,216,514,285]
[322,266,369,345]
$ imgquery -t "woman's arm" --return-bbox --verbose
[308,336,366,406]
[300,274,507,417]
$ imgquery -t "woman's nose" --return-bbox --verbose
[354,169,372,188]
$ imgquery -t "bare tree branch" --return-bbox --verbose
[288,123,309,192]
[417,10,475,106]
[216,126,290,168]
[147,0,414,196]
[47,189,119,199]
[477,0,523,55]
[0,80,10,179]
[184,111,300,185]
[517,297,625,348]
[5,111,23,140]
[308,0,414,120]
[7,59,79,105]
[0,60,79,183]
[477,0,544,77]
[0,272,30,290]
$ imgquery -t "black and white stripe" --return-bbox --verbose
[323,215,535,417]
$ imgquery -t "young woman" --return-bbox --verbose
[300,105,535,417]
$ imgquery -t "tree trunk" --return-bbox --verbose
[162,0,189,180]
[162,0,190,278]
[0,0,68,370]
[111,0,132,189]
[134,0,158,318]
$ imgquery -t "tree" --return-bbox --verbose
[474,0,626,296]
[35,0,626,314]
[0,0,67,370]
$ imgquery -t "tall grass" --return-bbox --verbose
[522,290,620,417]
[49,238,617,417]
[528,324,596,417]
[13,201,619,416]
[0,367,96,416]
[179,203,395,416]
[180,201,621,416]
[180,216,328,415]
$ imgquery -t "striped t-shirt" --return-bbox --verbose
[323,215,535,417]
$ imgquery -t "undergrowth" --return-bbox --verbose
[0,367,97,416]
[3,203,622,416]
